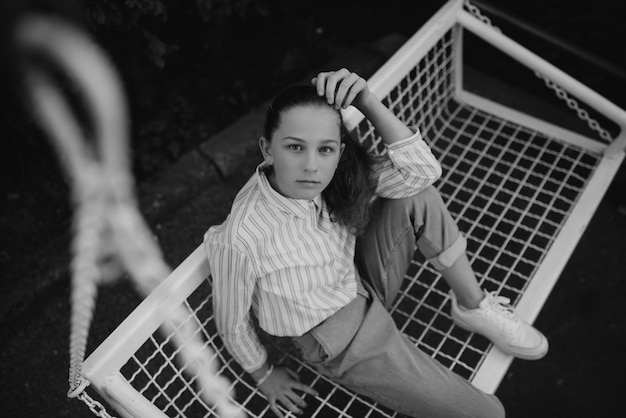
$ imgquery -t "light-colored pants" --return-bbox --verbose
[292,187,505,418]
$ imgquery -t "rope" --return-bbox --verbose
[463,0,614,143]
[16,15,242,418]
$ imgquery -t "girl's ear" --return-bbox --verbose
[259,136,273,164]
[340,142,346,156]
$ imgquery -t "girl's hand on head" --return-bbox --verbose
[312,68,374,111]
[257,366,318,417]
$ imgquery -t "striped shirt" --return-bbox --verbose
[204,129,441,372]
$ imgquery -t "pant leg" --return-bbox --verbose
[322,187,503,417]
[355,186,467,309]
[294,292,505,418]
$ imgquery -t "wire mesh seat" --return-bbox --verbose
[81,1,626,416]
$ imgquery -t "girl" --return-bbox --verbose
[204,68,547,418]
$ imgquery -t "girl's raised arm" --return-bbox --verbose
[312,68,412,145]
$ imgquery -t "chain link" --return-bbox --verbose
[78,391,118,418]
[463,0,613,143]
[537,74,613,142]
[463,0,500,32]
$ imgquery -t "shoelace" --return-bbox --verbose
[483,292,521,338]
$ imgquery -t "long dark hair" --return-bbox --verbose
[263,85,375,235]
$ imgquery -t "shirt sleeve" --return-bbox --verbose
[204,238,268,373]
[371,127,442,198]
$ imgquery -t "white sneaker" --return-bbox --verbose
[450,290,548,360]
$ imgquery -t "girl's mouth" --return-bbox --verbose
[296,180,321,187]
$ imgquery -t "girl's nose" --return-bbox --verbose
[303,152,318,173]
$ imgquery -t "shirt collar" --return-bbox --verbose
[256,162,319,218]
[313,194,323,217]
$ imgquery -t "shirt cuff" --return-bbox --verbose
[385,127,423,155]
[245,349,269,374]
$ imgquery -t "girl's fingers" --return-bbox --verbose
[342,73,367,109]
[343,77,368,108]
[324,72,339,106]
[311,75,323,96]
[296,383,319,397]
[286,368,300,381]
[284,368,318,397]
[285,391,307,408]
[278,394,302,415]
[324,68,350,106]
[313,69,367,109]
[269,399,285,418]
[335,73,359,108]
[313,72,329,98]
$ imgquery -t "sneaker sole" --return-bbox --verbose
[451,313,549,361]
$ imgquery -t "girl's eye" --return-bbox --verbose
[287,144,303,151]
[320,146,335,154]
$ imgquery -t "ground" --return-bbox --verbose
[1,1,626,417]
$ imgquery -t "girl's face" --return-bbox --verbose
[260,104,345,200]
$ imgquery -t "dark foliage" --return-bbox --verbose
[1,0,625,269]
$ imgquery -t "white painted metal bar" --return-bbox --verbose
[83,244,209,381]
[471,0,626,83]
[472,151,624,392]
[103,372,170,418]
[343,0,463,130]
[453,15,465,101]
[457,9,626,154]
[458,90,607,154]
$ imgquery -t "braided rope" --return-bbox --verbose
[17,15,241,418]
[463,0,613,143]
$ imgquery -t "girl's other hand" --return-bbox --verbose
[311,68,374,111]
[258,366,318,417]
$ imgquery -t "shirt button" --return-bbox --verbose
[388,149,395,155]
